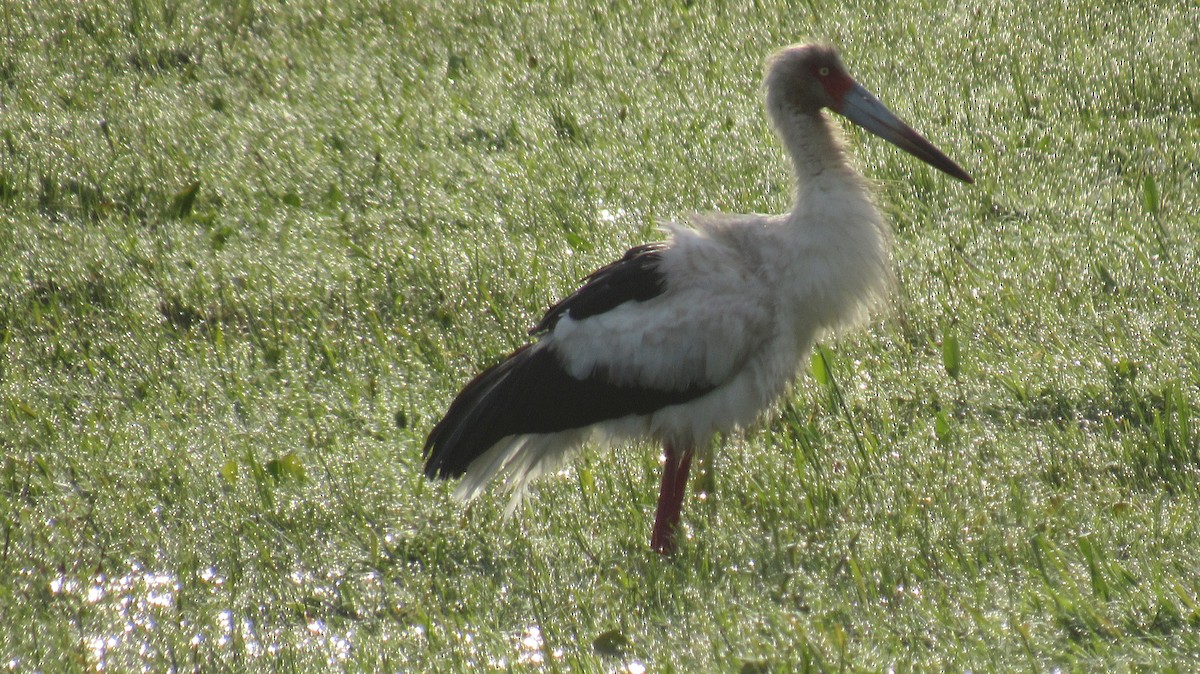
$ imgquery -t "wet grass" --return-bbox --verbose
[2,0,1200,670]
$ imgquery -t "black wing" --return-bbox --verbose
[423,343,713,479]
[424,241,704,480]
[531,242,668,334]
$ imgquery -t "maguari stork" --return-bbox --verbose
[423,43,973,553]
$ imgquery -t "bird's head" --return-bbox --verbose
[764,43,854,115]
[764,43,974,184]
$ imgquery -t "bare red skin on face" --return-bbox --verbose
[817,68,856,110]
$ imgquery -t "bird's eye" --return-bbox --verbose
[818,67,830,77]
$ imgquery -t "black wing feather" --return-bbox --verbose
[423,344,713,479]
[531,242,668,334]
[425,241,707,480]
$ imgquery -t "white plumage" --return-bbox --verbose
[424,43,972,553]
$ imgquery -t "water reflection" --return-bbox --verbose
[44,564,647,671]
[44,562,359,670]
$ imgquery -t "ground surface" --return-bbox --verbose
[2,1,1199,671]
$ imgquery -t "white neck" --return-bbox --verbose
[766,109,892,332]
[772,110,856,194]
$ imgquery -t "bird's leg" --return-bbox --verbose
[650,439,694,554]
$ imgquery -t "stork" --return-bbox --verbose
[423,43,973,554]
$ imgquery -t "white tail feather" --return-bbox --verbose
[452,429,592,517]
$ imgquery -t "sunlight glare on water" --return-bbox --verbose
[44,543,591,670]
[488,625,566,668]
[597,207,627,225]
[53,562,186,671]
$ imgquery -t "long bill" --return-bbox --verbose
[836,82,974,184]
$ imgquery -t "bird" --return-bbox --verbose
[423,43,973,554]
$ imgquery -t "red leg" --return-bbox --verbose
[650,440,694,554]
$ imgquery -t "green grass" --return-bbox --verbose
[3,0,1200,670]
